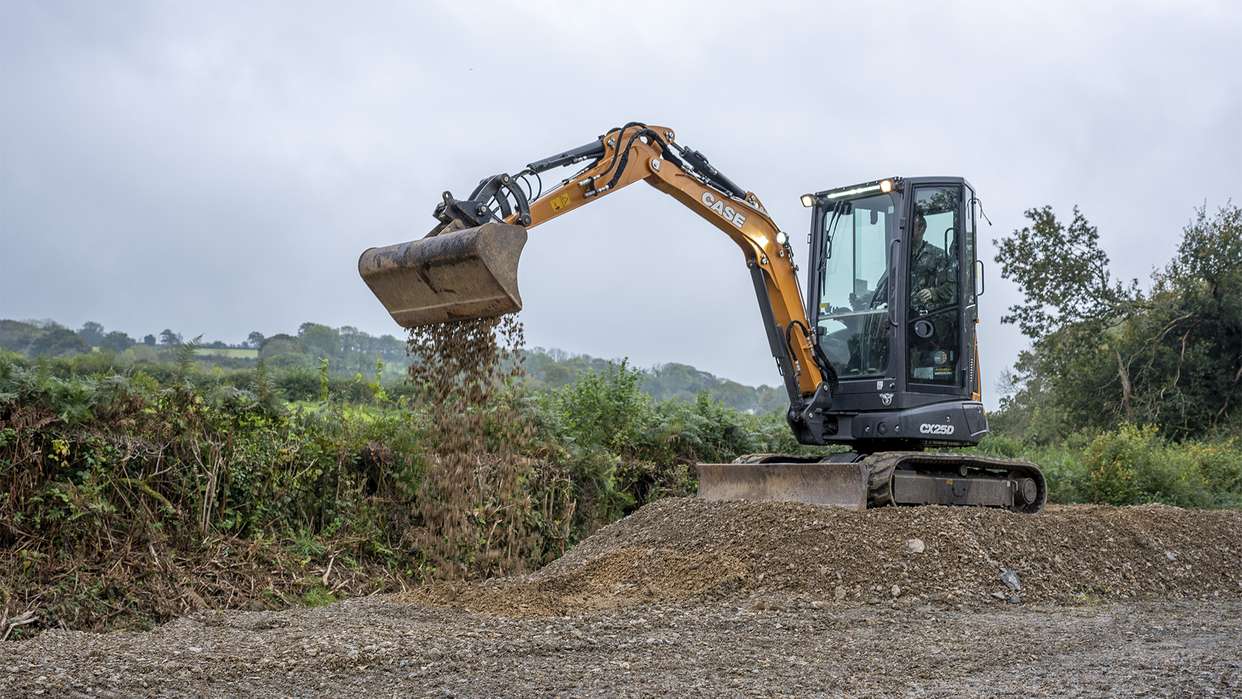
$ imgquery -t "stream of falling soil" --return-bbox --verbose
[405,315,546,579]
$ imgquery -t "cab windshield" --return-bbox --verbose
[815,193,894,378]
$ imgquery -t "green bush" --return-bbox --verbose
[1081,425,1212,507]
[549,359,649,453]
[976,426,1240,507]
[537,361,798,520]
[1175,439,1242,507]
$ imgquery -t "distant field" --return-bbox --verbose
[193,348,258,359]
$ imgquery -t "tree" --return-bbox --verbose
[1123,204,1242,434]
[297,322,340,358]
[377,334,405,360]
[259,333,302,359]
[991,206,1140,430]
[994,206,1137,340]
[0,320,45,354]
[158,329,182,346]
[99,330,135,353]
[246,331,266,348]
[993,202,1242,439]
[77,321,106,347]
[338,326,362,355]
[29,327,88,357]
[142,334,157,346]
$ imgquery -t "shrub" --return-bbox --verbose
[1081,425,1212,507]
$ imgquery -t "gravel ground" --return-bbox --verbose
[3,596,1240,697]
[4,499,1241,697]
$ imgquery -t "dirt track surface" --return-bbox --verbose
[4,597,1240,697]
[4,499,1241,697]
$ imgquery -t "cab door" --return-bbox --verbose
[905,183,966,395]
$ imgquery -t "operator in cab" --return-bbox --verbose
[909,213,955,308]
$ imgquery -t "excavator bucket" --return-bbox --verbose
[358,223,528,328]
[695,462,870,510]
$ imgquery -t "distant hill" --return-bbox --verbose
[522,348,785,414]
[0,318,788,414]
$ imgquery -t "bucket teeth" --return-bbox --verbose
[358,222,528,328]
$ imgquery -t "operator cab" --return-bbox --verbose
[802,176,984,446]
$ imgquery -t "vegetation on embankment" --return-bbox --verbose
[3,345,1240,638]
[0,349,796,637]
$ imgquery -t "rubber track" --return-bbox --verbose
[855,451,1047,514]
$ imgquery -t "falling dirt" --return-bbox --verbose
[404,314,544,579]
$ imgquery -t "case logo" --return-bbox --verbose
[701,191,747,228]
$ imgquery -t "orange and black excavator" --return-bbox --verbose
[359,122,1045,513]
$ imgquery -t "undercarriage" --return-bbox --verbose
[698,451,1047,514]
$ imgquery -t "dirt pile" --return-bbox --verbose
[416,497,1242,615]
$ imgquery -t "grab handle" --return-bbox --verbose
[888,238,900,327]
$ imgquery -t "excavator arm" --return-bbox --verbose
[358,123,1049,513]
[523,124,828,400]
[360,122,835,430]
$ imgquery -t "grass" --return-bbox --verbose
[301,585,337,607]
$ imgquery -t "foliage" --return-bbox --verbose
[30,326,89,357]
[995,205,1137,339]
[990,203,1242,508]
[0,320,47,355]
[99,331,135,353]
[2,318,789,415]
[1080,425,1226,507]
[0,348,792,635]
[77,321,106,347]
[993,203,1242,439]
[973,428,1242,508]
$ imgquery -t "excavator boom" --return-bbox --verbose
[359,124,828,403]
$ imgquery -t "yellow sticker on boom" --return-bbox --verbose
[550,193,571,212]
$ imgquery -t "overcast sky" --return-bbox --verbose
[2,1,1239,403]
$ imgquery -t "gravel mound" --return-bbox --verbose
[415,498,1242,615]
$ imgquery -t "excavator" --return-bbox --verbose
[359,122,1046,514]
